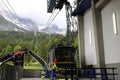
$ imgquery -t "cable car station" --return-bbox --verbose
[0,0,120,80]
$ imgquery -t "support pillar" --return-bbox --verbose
[77,0,85,68]
[77,15,85,68]
[91,0,105,67]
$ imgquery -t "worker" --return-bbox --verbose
[54,57,58,63]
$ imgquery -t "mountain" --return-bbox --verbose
[0,11,38,32]
[0,10,66,35]
[39,25,66,35]
[0,15,26,32]
[19,18,38,32]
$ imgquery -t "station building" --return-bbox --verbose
[74,0,120,79]
[47,0,120,79]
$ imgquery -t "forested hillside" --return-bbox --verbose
[0,31,64,65]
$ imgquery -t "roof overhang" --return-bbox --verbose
[72,0,99,16]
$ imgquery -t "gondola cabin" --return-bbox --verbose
[48,46,77,75]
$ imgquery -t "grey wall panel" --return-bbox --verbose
[106,63,120,79]
[84,11,97,65]
[101,0,120,64]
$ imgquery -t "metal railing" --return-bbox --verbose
[47,68,117,80]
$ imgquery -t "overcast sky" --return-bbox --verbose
[0,0,74,29]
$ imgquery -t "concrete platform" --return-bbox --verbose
[22,78,49,80]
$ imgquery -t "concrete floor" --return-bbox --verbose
[22,78,49,80]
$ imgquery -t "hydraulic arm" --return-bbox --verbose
[0,49,48,70]
[0,52,14,65]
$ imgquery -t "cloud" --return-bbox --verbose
[9,0,50,23]
[1,0,74,28]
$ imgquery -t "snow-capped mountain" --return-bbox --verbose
[0,15,26,32]
[0,10,66,35]
[19,18,38,32]
[0,11,29,31]
[0,10,36,30]
[39,25,66,35]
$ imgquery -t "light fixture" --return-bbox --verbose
[89,29,92,45]
[112,12,118,35]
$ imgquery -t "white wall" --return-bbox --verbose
[101,0,120,64]
[84,11,97,65]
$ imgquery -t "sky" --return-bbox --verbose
[0,0,74,29]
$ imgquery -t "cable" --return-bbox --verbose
[0,1,16,22]
[45,9,60,30]
[0,0,17,19]
[45,9,59,29]
[0,2,4,10]
[6,0,20,20]
[47,10,60,29]
[0,0,28,31]
[5,0,39,32]
[45,11,55,26]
